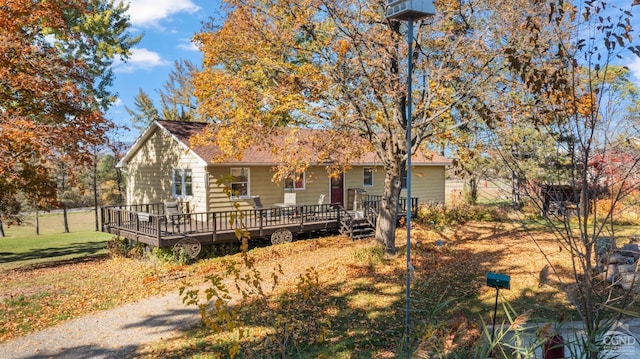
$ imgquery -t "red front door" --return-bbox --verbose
[330,174,344,206]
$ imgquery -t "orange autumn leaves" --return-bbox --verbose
[0,0,138,216]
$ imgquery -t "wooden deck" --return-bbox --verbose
[100,197,419,248]
[101,203,344,247]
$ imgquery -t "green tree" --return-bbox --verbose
[0,0,141,236]
[126,59,202,134]
[125,89,161,133]
[492,2,640,357]
[160,59,201,122]
[438,106,495,205]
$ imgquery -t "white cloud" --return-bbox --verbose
[126,0,200,28]
[177,39,199,52]
[628,57,640,85]
[112,48,170,73]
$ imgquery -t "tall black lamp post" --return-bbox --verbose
[385,0,436,352]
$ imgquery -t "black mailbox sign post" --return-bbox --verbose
[486,272,511,341]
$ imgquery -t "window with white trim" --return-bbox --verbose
[363,167,374,187]
[172,169,193,197]
[230,167,249,199]
[400,167,407,189]
[284,170,305,190]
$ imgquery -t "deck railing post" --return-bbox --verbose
[156,215,161,246]
[212,212,217,242]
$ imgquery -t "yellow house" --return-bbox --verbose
[118,120,451,212]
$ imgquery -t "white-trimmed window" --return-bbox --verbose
[172,169,193,197]
[284,171,305,190]
[230,167,249,199]
[363,167,374,187]
[401,167,407,189]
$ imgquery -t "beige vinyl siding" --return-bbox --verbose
[206,166,247,212]
[125,127,208,212]
[245,166,283,206]
[400,166,446,203]
[342,165,446,204]
[289,166,329,205]
[206,166,281,211]
[343,166,385,196]
[206,165,331,210]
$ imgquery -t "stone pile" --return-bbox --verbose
[600,238,640,291]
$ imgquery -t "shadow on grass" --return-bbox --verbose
[5,344,141,359]
[106,224,577,358]
[141,243,568,357]
[0,241,107,266]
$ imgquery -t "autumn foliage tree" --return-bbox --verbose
[0,0,140,235]
[486,1,640,357]
[191,0,546,253]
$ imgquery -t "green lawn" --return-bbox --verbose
[0,210,112,269]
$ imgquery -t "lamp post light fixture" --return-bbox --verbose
[385,0,435,352]
[386,0,435,20]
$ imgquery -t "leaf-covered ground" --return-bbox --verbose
[0,255,188,341]
[1,221,576,357]
[133,222,577,358]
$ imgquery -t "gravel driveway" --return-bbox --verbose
[0,237,364,358]
[0,290,200,359]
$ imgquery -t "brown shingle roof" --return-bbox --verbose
[156,120,452,166]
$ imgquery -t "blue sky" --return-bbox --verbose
[106,0,640,143]
[107,0,222,142]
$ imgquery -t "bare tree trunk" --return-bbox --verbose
[35,209,39,235]
[93,150,99,231]
[112,143,125,205]
[60,166,70,233]
[375,162,403,255]
[467,175,478,204]
[0,220,5,237]
[63,206,69,233]
[511,172,522,210]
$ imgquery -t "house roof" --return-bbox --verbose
[158,120,277,165]
[119,120,452,167]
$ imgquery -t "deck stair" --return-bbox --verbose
[339,210,375,239]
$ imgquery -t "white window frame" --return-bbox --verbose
[284,170,306,190]
[401,167,407,189]
[230,167,250,199]
[172,169,193,197]
[363,167,374,187]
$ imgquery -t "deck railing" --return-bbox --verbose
[364,195,419,216]
[101,197,420,247]
[158,203,340,234]
[101,203,341,246]
[100,207,169,234]
[101,202,191,215]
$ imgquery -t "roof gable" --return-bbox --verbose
[118,120,209,168]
